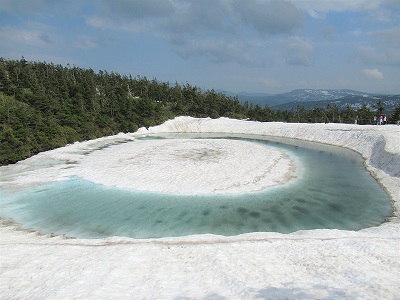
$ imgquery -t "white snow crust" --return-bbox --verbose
[75,138,296,194]
[1,117,399,299]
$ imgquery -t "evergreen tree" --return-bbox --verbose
[390,105,400,124]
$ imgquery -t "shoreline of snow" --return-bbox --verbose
[142,117,400,216]
[1,117,399,299]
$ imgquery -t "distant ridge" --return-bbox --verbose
[232,89,399,113]
[272,94,400,114]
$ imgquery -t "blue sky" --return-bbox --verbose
[1,0,399,94]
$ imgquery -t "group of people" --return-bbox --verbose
[374,115,387,125]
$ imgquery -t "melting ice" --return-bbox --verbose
[0,134,392,239]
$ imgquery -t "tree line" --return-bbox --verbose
[1,58,399,165]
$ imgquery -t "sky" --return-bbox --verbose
[0,0,399,95]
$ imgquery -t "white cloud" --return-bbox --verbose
[365,26,400,67]
[96,0,174,19]
[350,29,362,36]
[0,27,56,47]
[283,36,313,66]
[260,78,280,88]
[232,0,304,35]
[292,0,399,22]
[161,0,234,36]
[87,0,305,66]
[0,0,84,16]
[86,16,150,33]
[320,26,335,37]
[91,0,305,37]
[172,37,270,66]
[0,0,50,13]
[292,0,385,13]
[363,68,384,80]
[357,25,400,67]
[373,25,400,48]
[76,36,99,49]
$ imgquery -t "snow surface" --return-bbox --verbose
[74,138,296,194]
[1,117,399,299]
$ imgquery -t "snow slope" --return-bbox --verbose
[1,117,399,299]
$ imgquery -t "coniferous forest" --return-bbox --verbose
[1,58,399,166]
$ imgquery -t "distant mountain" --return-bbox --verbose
[264,89,381,106]
[229,89,399,114]
[228,89,382,107]
[271,94,400,114]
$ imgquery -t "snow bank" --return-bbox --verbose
[1,117,399,299]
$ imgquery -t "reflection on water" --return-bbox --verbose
[0,135,392,239]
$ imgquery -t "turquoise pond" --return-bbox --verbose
[0,135,393,239]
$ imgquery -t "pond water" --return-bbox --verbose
[0,134,392,239]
